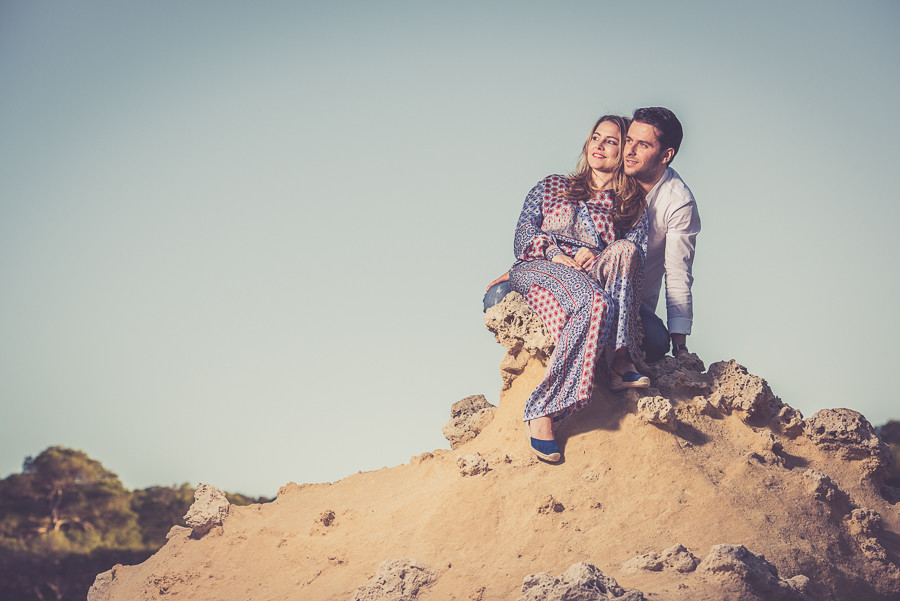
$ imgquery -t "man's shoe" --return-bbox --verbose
[609,370,650,392]
[523,421,561,463]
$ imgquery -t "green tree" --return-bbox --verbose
[131,483,195,547]
[878,420,900,487]
[131,484,271,547]
[0,447,140,551]
[0,446,271,600]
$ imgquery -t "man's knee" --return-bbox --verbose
[640,304,669,363]
[604,240,643,276]
[614,239,637,253]
[609,239,638,259]
[483,281,512,312]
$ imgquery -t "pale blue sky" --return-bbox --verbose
[2,1,898,496]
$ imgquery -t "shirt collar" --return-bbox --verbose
[645,167,673,204]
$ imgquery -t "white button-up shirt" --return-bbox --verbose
[642,167,700,335]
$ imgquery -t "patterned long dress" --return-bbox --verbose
[509,175,648,421]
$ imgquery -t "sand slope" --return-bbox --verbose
[89,300,900,600]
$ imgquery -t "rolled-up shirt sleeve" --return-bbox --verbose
[663,202,700,335]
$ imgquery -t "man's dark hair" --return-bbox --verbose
[633,107,683,159]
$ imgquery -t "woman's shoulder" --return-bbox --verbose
[539,173,569,186]
[535,174,570,194]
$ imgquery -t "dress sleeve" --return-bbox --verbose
[624,210,649,263]
[513,180,563,261]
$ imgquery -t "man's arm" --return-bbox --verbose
[664,200,700,353]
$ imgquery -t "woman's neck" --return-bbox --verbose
[591,170,614,194]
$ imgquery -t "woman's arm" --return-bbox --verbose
[624,211,650,262]
[513,180,564,262]
[485,246,586,292]
[488,179,585,292]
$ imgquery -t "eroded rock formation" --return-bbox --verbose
[622,543,699,574]
[442,394,496,449]
[352,559,436,601]
[805,408,892,478]
[456,453,489,477]
[88,296,900,601]
[183,483,230,537]
[518,562,645,601]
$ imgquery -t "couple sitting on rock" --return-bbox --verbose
[483,107,700,463]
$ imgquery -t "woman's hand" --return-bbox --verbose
[551,254,582,270]
[485,271,510,292]
[573,247,597,270]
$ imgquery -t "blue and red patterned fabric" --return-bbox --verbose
[509,175,648,421]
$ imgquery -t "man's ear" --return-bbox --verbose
[661,147,675,166]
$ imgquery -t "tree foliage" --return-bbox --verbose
[131,484,195,547]
[0,447,139,551]
[0,446,269,601]
[878,420,900,487]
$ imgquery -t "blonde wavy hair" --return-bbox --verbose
[565,115,646,232]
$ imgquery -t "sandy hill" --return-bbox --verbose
[88,294,899,601]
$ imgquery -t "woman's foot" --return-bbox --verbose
[610,348,650,391]
[609,369,650,391]
[524,417,560,462]
[611,348,640,376]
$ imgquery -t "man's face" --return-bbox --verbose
[624,121,673,181]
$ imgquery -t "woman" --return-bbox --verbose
[505,115,649,462]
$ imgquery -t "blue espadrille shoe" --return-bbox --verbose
[523,421,561,463]
[609,369,650,392]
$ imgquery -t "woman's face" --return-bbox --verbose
[585,120,621,174]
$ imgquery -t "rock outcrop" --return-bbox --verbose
[707,360,805,435]
[622,543,810,600]
[622,543,699,574]
[484,292,554,360]
[484,292,554,390]
[518,562,645,601]
[183,483,230,537]
[87,566,117,601]
[88,298,900,601]
[803,469,845,505]
[442,394,496,449]
[456,453,489,477]
[352,559,436,601]
[635,396,677,431]
[694,544,809,600]
[804,408,892,479]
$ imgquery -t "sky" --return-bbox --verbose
[1,1,899,497]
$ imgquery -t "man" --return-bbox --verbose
[482,106,699,362]
[623,107,700,361]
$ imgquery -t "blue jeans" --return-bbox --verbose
[483,281,513,312]
[483,281,670,362]
[640,304,670,363]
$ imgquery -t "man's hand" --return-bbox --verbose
[551,254,582,270]
[573,247,597,270]
[486,271,510,292]
[671,333,689,357]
